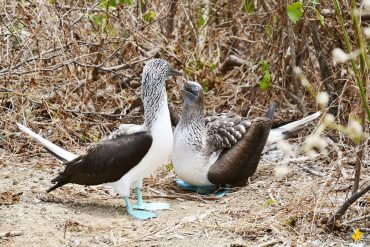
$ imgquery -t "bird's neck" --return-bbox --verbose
[142,81,168,132]
[176,102,205,148]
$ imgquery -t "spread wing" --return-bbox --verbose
[205,113,252,153]
[48,131,152,192]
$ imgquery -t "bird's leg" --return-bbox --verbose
[132,187,170,211]
[124,197,156,220]
[175,179,229,197]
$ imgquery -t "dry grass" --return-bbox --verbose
[1,0,369,246]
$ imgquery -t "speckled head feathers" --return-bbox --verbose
[182,81,204,106]
[142,59,182,86]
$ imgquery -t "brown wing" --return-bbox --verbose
[207,117,272,186]
[205,113,252,153]
[47,131,152,192]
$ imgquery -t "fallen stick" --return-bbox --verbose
[0,231,23,239]
[326,184,370,230]
[258,239,283,247]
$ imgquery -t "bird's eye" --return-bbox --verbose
[194,86,199,91]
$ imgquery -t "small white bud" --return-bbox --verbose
[277,140,295,157]
[303,133,328,155]
[293,66,302,75]
[301,77,310,87]
[324,113,335,125]
[363,0,370,10]
[275,165,291,179]
[316,92,329,106]
[348,119,363,139]
[364,27,370,38]
[332,48,349,65]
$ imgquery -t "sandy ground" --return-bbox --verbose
[0,141,369,246]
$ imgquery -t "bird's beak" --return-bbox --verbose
[169,68,183,77]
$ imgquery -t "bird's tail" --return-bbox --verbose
[265,103,276,120]
[266,111,321,145]
[16,123,78,162]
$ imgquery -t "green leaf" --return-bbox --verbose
[197,14,205,27]
[265,24,273,39]
[265,198,277,207]
[90,13,108,31]
[259,61,272,91]
[143,10,156,22]
[310,0,319,5]
[166,162,173,171]
[49,0,57,4]
[315,9,325,26]
[287,2,304,24]
[100,0,117,8]
[119,0,132,5]
[210,63,218,72]
[244,0,255,13]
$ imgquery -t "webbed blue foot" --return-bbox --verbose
[133,202,170,211]
[175,179,229,197]
[214,187,230,198]
[124,197,156,220]
[127,208,157,220]
[133,187,170,211]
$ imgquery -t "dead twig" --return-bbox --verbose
[218,55,246,74]
[286,1,306,114]
[343,215,370,225]
[310,22,337,116]
[0,231,23,239]
[258,239,283,247]
[326,184,370,230]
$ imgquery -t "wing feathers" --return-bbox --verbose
[207,117,272,186]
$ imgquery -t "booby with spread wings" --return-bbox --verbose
[17,59,182,219]
[172,81,320,195]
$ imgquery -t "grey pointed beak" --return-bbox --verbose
[169,68,183,76]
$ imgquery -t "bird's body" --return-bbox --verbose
[18,59,181,219]
[172,81,320,193]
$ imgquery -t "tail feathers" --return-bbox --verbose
[17,123,78,162]
[265,103,276,120]
[47,175,67,192]
[267,111,321,145]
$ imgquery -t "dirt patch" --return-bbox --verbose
[0,141,368,246]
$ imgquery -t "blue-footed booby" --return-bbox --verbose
[17,59,182,219]
[172,81,321,195]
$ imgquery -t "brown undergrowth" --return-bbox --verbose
[1,0,369,246]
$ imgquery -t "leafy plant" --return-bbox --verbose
[287,1,304,23]
[119,0,132,5]
[265,198,277,207]
[258,60,272,90]
[197,14,205,28]
[99,0,117,9]
[166,162,173,171]
[244,0,255,13]
[143,10,156,22]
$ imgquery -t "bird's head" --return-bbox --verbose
[142,59,182,86]
[182,80,204,106]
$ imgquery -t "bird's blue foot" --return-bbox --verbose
[133,202,170,211]
[124,197,156,220]
[127,208,157,220]
[175,179,229,197]
[133,187,170,211]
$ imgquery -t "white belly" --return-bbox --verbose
[172,140,213,187]
[111,106,173,197]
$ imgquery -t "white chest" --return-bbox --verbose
[112,105,173,197]
[172,133,213,187]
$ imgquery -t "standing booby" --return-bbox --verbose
[172,81,320,195]
[17,59,182,219]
